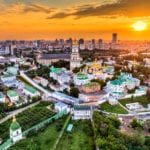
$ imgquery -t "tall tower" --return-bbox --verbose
[70,39,81,71]
[112,33,117,43]
[10,116,22,143]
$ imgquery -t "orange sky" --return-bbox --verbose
[0,0,150,40]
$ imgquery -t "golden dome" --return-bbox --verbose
[73,39,78,46]
[12,115,16,123]
[133,59,136,65]
[102,64,106,69]
[93,71,102,75]
[91,59,101,69]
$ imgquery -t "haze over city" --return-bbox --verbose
[0,0,150,40]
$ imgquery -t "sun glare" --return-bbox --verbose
[132,21,147,31]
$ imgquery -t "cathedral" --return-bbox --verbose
[70,40,82,71]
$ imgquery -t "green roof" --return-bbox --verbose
[24,85,38,94]
[73,105,91,110]
[113,92,124,95]
[106,66,114,72]
[66,124,73,132]
[1,73,15,78]
[7,90,18,97]
[77,72,88,80]
[50,67,64,74]
[7,66,18,69]
[84,82,100,87]
[10,122,20,131]
[0,92,4,98]
[110,79,122,86]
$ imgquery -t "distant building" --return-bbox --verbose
[108,97,118,105]
[36,54,70,65]
[55,102,69,113]
[33,76,48,87]
[10,116,22,143]
[74,71,90,85]
[7,66,19,75]
[0,92,5,103]
[7,90,19,103]
[71,105,93,120]
[1,73,19,87]
[105,73,140,97]
[82,82,101,93]
[10,45,16,56]
[112,33,117,43]
[1,73,16,83]
[70,40,82,71]
[23,85,40,98]
[50,67,71,84]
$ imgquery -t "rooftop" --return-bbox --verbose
[1,73,15,78]
[110,79,122,86]
[7,90,18,97]
[77,72,88,80]
[50,67,65,74]
[83,82,100,87]
[66,124,73,132]
[55,102,67,107]
[24,85,38,94]
[73,105,91,110]
[0,92,4,99]
[40,54,70,60]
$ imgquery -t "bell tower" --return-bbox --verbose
[10,116,22,143]
[70,39,82,71]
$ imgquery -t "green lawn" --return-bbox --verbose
[56,120,95,150]
[100,102,128,114]
[119,95,149,108]
[0,101,55,142]
[8,115,68,150]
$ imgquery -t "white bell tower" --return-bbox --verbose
[70,39,82,71]
[10,116,22,143]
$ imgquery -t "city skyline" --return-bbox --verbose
[0,0,150,40]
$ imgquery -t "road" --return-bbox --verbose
[20,71,79,104]
[0,101,40,124]
[20,71,52,97]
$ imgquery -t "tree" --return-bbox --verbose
[130,119,143,130]
[143,120,150,132]
[90,79,106,89]
[72,67,80,73]
[70,87,80,98]
[146,89,150,100]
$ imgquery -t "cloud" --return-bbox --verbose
[47,0,150,19]
[47,12,69,19]
[23,4,53,14]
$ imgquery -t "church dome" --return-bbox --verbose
[10,116,21,131]
[73,39,78,46]
[77,72,88,80]
[90,59,101,69]
[93,71,102,75]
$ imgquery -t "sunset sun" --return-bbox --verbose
[132,21,147,31]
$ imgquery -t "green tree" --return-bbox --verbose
[70,87,80,98]
[130,119,143,130]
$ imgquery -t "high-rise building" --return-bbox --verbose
[98,39,103,49]
[112,33,117,43]
[10,45,16,56]
[70,40,82,71]
[79,38,84,45]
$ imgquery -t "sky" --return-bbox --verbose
[0,0,150,40]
